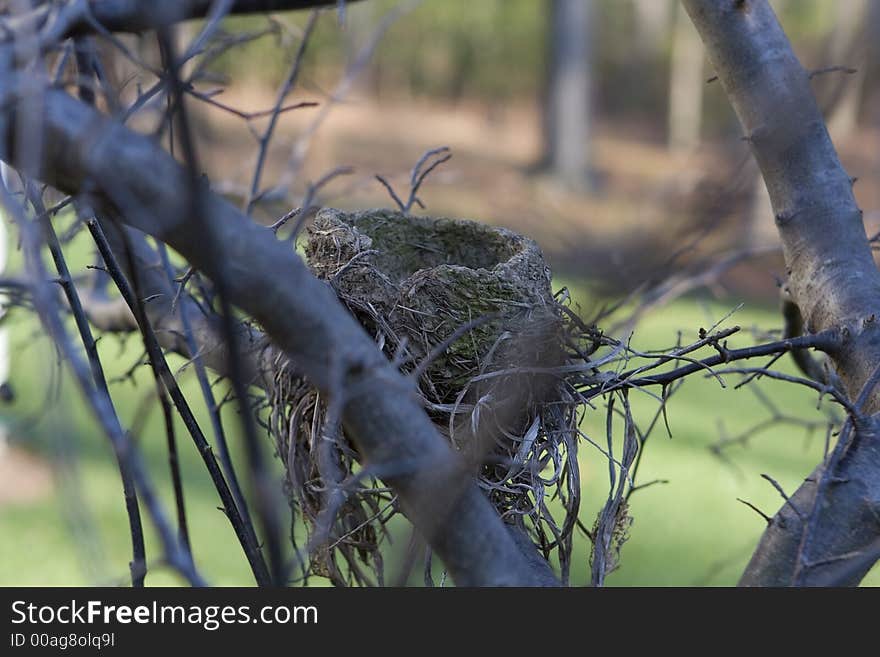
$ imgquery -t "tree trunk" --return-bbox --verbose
[632,0,672,56]
[542,0,592,192]
[683,0,880,586]
[749,1,872,256]
[823,0,868,139]
[668,0,704,152]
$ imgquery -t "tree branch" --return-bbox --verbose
[0,85,555,586]
[2,0,362,44]
[683,0,880,586]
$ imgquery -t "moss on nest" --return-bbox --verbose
[273,208,595,584]
[305,208,560,403]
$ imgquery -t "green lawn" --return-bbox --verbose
[0,280,877,586]
[0,331,273,586]
[566,289,880,586]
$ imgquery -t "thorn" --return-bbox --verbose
[737,498,772,525]
[761,473,805,520]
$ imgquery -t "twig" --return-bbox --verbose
[737,498,772,525]
[761,473,804,521]
[375,146,452,213]
[26,183,147,587]
[87,214,270,586]
[0,181,203,586]
[158,26,284,584]
[808,65,858,79]
[157,241,252,540]
[245,11,319,213]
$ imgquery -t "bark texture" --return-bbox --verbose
[683,0,880,586]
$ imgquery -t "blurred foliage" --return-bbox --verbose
[206,0,846,133]
[210,0,545,102]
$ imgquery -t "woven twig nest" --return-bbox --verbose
[305,208,561,408]
[274,209,592,584]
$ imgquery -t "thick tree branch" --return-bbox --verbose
[0,86,556,586]
[2,0,363,44]
[781,294,834,386]
[683,0,880,586]
[93,219,267,386]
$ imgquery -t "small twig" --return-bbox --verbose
[26,183,148,587]
[158,26,284,585]
[159,389,191,552]
[246,11,319,213]
[157,242,249,544]
[761,473,804,520]
[406,146,452,212]
[737,498,773,526]
[87,214,270,586]
[808,65,858,79]
[374,174,406,212]
[375,146,452,214]
[273,165,355,236]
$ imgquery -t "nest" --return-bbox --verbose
[270,208,600,585]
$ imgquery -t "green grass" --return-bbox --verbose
[0,328,273,586]
[0,281,877,586]
[563,289,880,586]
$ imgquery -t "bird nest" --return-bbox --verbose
[270,208,600,585]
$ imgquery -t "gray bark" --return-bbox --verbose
[683,0,880,586]
[3,1,364,41]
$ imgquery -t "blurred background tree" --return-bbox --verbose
[540,0,593,192]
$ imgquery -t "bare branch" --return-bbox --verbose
[1,1,362,46]
[0,86,555,586]
[683,0,880,586]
